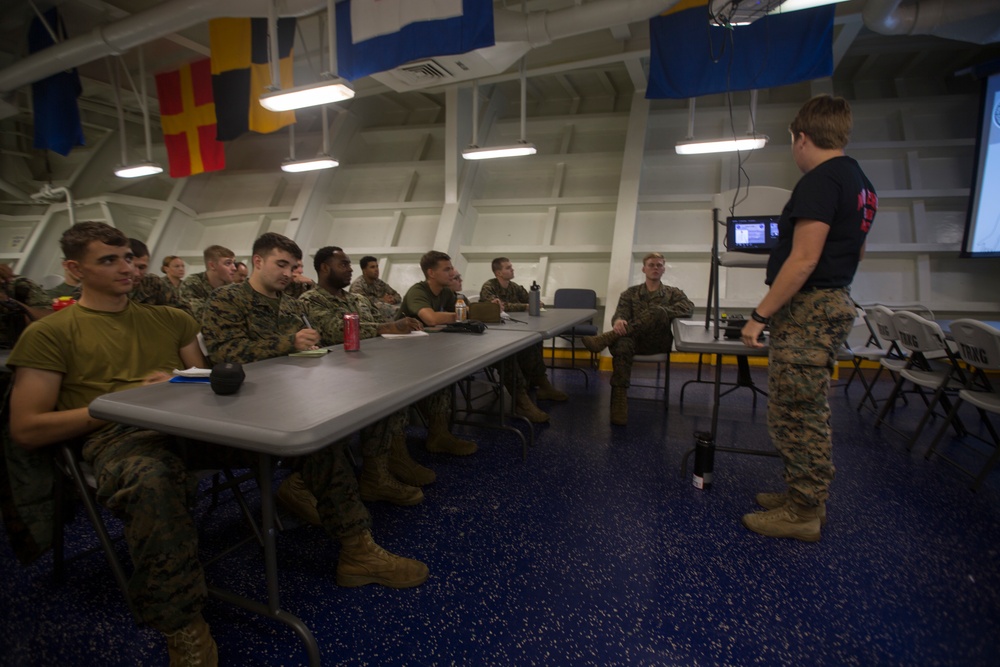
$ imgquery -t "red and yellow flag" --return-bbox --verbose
[155,58,226,177]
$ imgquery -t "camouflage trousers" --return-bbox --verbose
[495,343,547,395]
[416,387,453,420]
[84,423,371,633]
[609,308,676,388]
[360,410,407,457]
[766,288,854,508]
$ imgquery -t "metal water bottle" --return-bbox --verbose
[343,312,360,351]
[692,431,715,490]
[528,281,541,316]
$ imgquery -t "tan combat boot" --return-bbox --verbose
[426,414,478,456]
[359,455,424,505]
[276,472,321,526]
[756,491,827,526]
[388,434,436,486]
[581,330,620,353]
[337,529,429,588]
[610,387,628,426]
[742,501,822,542]
[534,374,568,401]
[514,389,550,423]
[164,614,218,667]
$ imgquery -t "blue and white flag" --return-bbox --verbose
[647,1,834,99]
[29,8,85,156]
[336,0,494,81]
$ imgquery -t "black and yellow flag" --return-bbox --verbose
[209,18,296,141]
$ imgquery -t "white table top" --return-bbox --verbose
[89,330,541,457]
[485,308,597,339]
[672,320,769,356]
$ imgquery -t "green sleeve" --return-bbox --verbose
[201,285,298,364]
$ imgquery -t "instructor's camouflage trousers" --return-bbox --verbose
[766,288,854,508]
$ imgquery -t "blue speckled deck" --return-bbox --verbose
[3,364,999,666]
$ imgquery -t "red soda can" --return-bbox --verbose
[52,296,76,311]
[344,312,360,351]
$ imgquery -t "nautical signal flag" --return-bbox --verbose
[646,1,834,99]
[209,18,296,141]
[28,7,85,156]
[335,0,494,82]
[155,59,226,178]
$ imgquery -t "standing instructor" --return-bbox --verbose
[740,95,877,542]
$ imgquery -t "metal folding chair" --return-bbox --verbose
[925,319,1000,490]
[548,288,599,383]
[874,311,967,451]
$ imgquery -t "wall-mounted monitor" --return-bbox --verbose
[726,215,780,253]
[962,65,1000,257]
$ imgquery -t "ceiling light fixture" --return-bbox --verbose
[110,48,164,178]
[709,0,848,26]
[280,103,338,173]
[675,92,769,155]
[463,57,536,161]
[260,0,354,112]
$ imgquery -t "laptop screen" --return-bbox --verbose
[726,215,780,253]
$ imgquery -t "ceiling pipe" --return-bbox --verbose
[862,0,999,39]
[493,0,681,48]
[0,0,329,95]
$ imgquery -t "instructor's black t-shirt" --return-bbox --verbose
[766,156,878,289]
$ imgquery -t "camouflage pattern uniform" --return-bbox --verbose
[350,275,400,321]
[300,288,449,430]
[131,273,183,307]
[479,278,529,313]
[178,272,217,321]
[609,283,694,388]
[46,281,79,301]
[479,279,548,384]
[767,288,854,507]
[2,275,50,348]
[282,280,315,299]
[161,275,182,303]
[200,281,381,539]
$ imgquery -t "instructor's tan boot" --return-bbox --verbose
[582,330,620,354]
[515,389,550,423]
[388,434,436,486]
[164,614,217,667]
[534,374,568,401]
[426,414,478,456]
[610,387,628,426]
[359,455,424,505]
[742,502,821,542]
[756,491,827,526]
[337,529,429,588]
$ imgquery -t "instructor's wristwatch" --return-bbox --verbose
[750,309,770,325]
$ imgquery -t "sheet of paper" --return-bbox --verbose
[172,367,211,377]
[289,348,330,357]
[381,330,430,339]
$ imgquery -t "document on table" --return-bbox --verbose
[381,330,430,339]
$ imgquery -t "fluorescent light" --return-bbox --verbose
[462,142,537,160]
[769,0,850,13]
[260,79,355,112]
[280,155,339,173]
[675,136,768,155]
[114,161,164,178]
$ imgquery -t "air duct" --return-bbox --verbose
[0,0,328,95]
[862,0,1000,45]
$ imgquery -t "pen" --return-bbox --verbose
[301,314,313,329]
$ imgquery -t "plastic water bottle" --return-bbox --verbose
[528,281,541,316]
[455,296,468,322]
